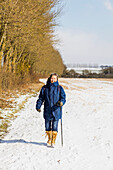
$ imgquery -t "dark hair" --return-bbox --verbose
[49,73,58,81]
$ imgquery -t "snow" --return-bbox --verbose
[67,67,102,74]
[0,78,113,170]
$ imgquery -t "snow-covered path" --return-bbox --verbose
[0,78,113,170]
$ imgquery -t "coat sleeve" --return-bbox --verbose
[60,86,66,105]
[36,86,45,110]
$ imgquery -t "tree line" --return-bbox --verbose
[0,0,64,91]
[62,67,113,78]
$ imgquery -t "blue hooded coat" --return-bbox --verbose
[36,79,66,121]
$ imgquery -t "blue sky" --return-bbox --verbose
[56,0,113,65]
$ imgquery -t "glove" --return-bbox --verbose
[57,101,63,106]
[36,108,41,112]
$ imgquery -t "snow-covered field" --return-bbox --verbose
[67,67,102,74]
[0,78,113,170]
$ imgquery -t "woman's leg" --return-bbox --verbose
[51,119,59,146]
[52,119,59,132]
[45,119,52,131]
[45,119,52,146]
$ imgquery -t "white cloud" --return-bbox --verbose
[104,0,113,12]
[55,28,113,65]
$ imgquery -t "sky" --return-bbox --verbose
[55,0,113,65]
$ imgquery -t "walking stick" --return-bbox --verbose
[60,106,63,147]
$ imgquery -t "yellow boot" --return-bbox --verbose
[52,131,57,147]
[46,131,52,146]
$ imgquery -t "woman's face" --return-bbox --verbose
[50,75,57,83]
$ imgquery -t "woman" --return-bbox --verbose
[36,73,66,147]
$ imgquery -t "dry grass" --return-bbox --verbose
[59,79,87,90]
[59,78,113,91]
[97,78,113,81]
[71,86,87,91]
[61,85,69,90]
[0,121,9,136]
[0,99,14,109]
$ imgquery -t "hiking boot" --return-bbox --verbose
[46,131,52,146]
[52,131,57,147]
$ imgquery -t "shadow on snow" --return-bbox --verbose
[0,139,47,146]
